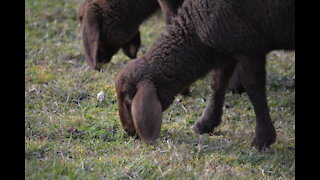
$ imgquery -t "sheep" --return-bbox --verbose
[114,0,295,151]
[159,0,250,94]
[77,0,246,93]
[77,0,159,70]
[158,0,244,95]
[78,0,192,94]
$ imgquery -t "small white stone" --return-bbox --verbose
[97,91,105,102]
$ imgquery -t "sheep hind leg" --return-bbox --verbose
[193,60,236,134]
[238,56,276,151]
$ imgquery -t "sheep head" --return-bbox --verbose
[79,5,119,70]
[115,60,162,144]
[78,3,141,70]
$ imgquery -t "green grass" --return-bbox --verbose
[25,0,295,179]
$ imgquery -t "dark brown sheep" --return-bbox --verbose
[115,0,295,151]
[158,0,247,94]
[77,0,159,70]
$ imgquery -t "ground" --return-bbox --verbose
[25,0,295,179]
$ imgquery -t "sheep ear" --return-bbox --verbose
[131,81,162,144]
[82,9,100,70]
[122,32,141,59]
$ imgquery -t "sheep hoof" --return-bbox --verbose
[192,121,214,135]
[251,137,271,151]
[250,132,276,151]
[124,127,138,138]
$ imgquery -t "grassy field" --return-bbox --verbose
[25,0,295,179]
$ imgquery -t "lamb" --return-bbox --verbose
[114,0,295,151]
[158,0,247,94]
[78,0,192,95]
[77,0,248,94]
[77,0,159,70]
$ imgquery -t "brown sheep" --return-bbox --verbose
[157,0,246,94]
[77,0,159,70]
[115,0,295,151]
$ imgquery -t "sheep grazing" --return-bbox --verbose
[157,0,247,94]
[77,0,159,70]
[115,0,295,151]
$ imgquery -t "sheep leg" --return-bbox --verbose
[238,56,276,150]
[193,61,236,134]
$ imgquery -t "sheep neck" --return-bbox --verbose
[143,27,219,111]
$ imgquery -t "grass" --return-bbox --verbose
[25,0,295,179]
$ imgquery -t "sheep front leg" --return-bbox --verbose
[238,56,276,150]
[193,61,236,134]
